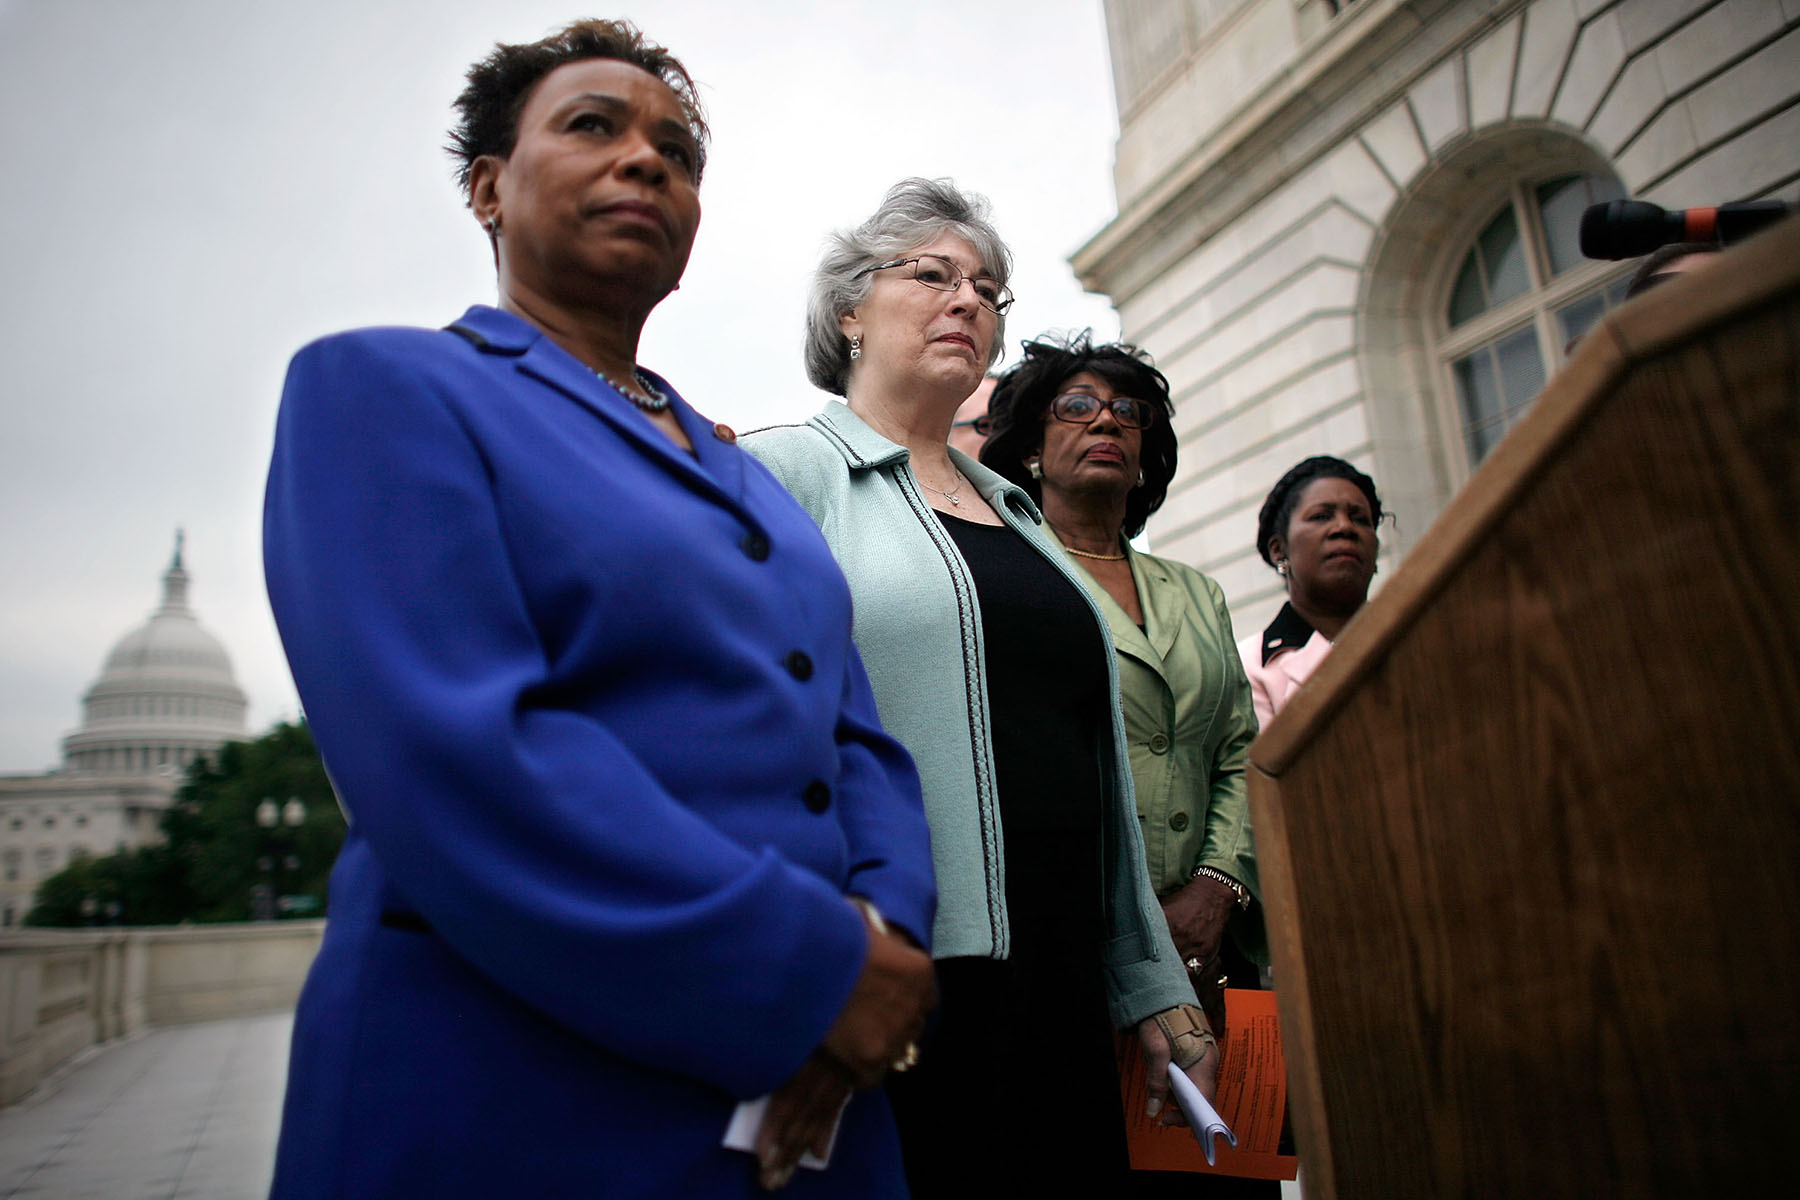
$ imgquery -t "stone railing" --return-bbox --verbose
[0,920,323,1106]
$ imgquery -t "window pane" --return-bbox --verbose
[1556,290,1608,348]
[1454,326,1548,466]
[1538,175,1624,277]
[1448,250,1487,326]
[1453,345,1505,437]
[1478,204,1529,308]
[1558,276,1634,348]
[1466,419,1507,465]
[1494,325,1547,419]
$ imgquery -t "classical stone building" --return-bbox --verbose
[1077,0,1798,634]
[0,537,248,925]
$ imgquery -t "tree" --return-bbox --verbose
[26,721,345,926]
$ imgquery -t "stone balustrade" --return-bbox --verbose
[0,920,322,1106]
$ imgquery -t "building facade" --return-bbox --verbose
[1077,0,1799,634]
[0,537,248,925]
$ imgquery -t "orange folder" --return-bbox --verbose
[1116,988,1299,1179]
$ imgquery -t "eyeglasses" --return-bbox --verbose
[1050,391,1157,430]
[951,415,994,436]
[854,255,1014,314]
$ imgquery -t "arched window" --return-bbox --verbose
[1435,174,1630,467]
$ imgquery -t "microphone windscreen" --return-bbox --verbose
[1579,199,1682,260]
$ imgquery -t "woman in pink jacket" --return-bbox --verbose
[1237,457,1384,725]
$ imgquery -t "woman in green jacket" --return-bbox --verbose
[983,333,1265,1010]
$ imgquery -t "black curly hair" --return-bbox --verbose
[1254,456,1383,568]
[447,18,709,198]
[980,331,1176,538]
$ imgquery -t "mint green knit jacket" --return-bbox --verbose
[742,402,1192,1029]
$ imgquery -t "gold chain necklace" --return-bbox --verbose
[1061,543,1126,561]
[1050,523,1126,560]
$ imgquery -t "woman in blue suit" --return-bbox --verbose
[262,20,935,1198]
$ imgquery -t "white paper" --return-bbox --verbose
[722,1095,847,1171]
[1167,1062,1237,1165]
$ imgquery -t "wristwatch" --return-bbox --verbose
[1191,865,1250,911]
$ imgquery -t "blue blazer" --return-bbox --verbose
[263,305,934,1198]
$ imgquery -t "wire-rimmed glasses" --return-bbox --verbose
[854,255,1014,314]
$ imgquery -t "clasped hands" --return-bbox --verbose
[754,901,935,1191]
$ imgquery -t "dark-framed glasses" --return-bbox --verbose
[952,415,994,436]
[854,255,1014,314]
[1050,391,1157,430]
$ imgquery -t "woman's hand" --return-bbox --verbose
[756,906,934,1189]
[818,911,936,1087]
[1160,874,1237,967]
[754,1051,856,1191]
[1137,1005,1220,1125]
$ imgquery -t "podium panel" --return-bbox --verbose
[1249,220,1800,1197]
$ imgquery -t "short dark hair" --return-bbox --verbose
[1254,456,1383,568]
[1624,241,1717,299]
[980,332,1176,539]
[447,18,709,198]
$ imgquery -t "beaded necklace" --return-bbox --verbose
[597,368,671,413]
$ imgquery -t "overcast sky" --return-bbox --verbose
[0,0,1126,772]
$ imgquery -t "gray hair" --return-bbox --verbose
[804,177,1014,396]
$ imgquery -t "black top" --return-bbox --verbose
[935,511,1109,959]
[885,512,1132,1190]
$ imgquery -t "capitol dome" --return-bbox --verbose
[60,534,249,776]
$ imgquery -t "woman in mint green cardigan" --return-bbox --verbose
[742,179,1215,1193]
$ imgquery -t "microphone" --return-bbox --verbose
[1579,198,1792,260]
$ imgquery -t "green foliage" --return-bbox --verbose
[25,721,345,926]
[22,842,191,928]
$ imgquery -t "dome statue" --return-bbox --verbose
[60,532,249,776]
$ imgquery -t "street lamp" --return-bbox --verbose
[253,795,306,921]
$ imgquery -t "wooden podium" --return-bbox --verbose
[1249,218,1800,1197]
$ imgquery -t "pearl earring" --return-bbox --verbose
[849,334,862,361]
[1027,458,1043,480]
[1276,558,1290,576]
[1136,469,1146,487]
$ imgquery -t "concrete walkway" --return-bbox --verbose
[0,1013,290,1200]
[1,1014,1302,1198]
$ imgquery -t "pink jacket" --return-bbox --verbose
[1236,603,1335,728]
